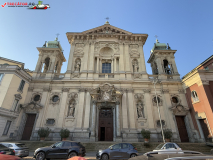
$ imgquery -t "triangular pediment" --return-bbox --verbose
[82,24,132,35]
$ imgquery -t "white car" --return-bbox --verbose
[144,143,183,155]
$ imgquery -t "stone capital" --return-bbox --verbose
[197,80,209,86]
[62,88,70,92]
[161,89,169,94]
[116,101,120,105]
[28,87,34,92]
[43,87,52,92]
[142,89,151,93]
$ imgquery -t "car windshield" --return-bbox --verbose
[16,144,26,148]
[155,143,164,150]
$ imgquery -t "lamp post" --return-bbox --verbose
[153,78,165,143]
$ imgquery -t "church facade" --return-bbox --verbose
[14,22,202,142]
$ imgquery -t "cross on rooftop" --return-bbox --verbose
[106,17,109,21]
[155,35,158,39]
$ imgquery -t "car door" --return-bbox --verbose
[60,141,71,158]
[109,144,122,159]
[46,142,64,159]
[120,143,130,159]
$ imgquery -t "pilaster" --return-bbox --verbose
[83,91,91,129]
[122,90,128,129]
[81,42,90,78]
[65,42,75,79]
[119,42,125,79]
[127,89,136,129]
[88,42,95,79]
[57,88,69,128]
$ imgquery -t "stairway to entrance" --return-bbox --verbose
[12,141,213,153]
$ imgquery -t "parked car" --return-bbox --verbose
[0,154,20,160]
[129,153,205,160]
[33,141,86,160]
[96,143,138,160]
[0,144,15,155]
[0,142,29,157]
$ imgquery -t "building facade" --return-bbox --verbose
[11,22,200,142]
[0,57,31,141]
[182,55,213,142]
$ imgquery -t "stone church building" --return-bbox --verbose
[14,22,202,142]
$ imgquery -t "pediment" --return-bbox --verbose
[82,24,132,35]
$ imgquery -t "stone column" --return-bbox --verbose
[83,91,91,129]
[124,43,131,72]
[156,57,163,74]
[66,42,75,73]
[113,107,116,141]
[114,57,117,73]
[171,58,178,74]
[127,90,136,129]
[34,55,42,73]
[90,100,96,137]
[111,59,114,73]
[119,43,125,79]
[100,59,102,73]
[76,89,86,129]
[57,88,69,128]
[161,90,176,131]
[122,91,128,129]
[88,42,95,72]
[139,44,147,74]
[96,57,99,73]
[143,89,155,129]
[116,101,121,136]
[48,57,56,73]
[35,88,50,129]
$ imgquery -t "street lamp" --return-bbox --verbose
[152,78,165,143]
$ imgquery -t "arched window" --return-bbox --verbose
[163,59,171,75]
[191,91,199,102]
[42,57,50,73]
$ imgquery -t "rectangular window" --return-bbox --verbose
[18,80,25,91]
[102,63,111,73]
[0,73,4,82]
[3,121,12,135]
[12,99,19,111]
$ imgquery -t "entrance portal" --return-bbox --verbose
[98,108,113,141]
[21,114,36,140]
[175,116,189,142]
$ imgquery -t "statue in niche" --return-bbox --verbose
[132,60,139,72]
[137,102,144,118]
[68,101,75,117]
[54,63,58,73]
[75,60,81,72]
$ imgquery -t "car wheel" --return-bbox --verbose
[101,154,109,160]
[68,151,77,158]
[130,153,137,158]
[36,152,45,160]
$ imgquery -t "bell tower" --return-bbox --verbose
[147,39,179,79]
[33,37,66,79]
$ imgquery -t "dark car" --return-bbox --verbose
[0,144,15,155]
[96,143,138,160]
[33,141,86,160]
[0,142,29,157]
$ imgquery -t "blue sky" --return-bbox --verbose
[0,0,213,77]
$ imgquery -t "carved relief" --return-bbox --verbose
[152,95,163,106]
[14,94,22,100]
[170,105,189,116]
[134,73,141,79]
[129,44,140,58]
[22,101,43,113]
[72,72,80,78]
[74,43,84,56]
[49,92,61,105]
[31,92,42,103]
[94,42,119,54]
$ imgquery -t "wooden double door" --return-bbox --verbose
[175,116,189,142]
[98,108,113,141]
[22,114,36,140]
[199,119,210,141]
